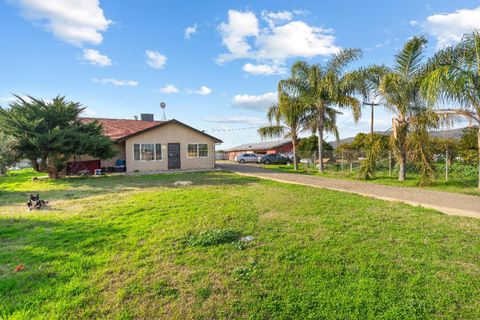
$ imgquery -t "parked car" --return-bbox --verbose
[234,153,259,163]
[258,154,292,165]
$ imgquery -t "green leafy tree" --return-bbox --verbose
[297,136,333,160]
[287,49,362,173]
[457,126,478,165]
[0,95,117,179]
[378,36,437,184]
[0,132,19,175]
[421,30,480,188]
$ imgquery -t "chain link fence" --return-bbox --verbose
[298,148,478,188]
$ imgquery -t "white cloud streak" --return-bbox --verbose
[146,50,167,69]
[232,92,277,111]
[82,48,111,66]
[242,63,286,75]
[194,86,212,95]
[424,7,480,48]
[15,0,111,46]
[184,23,197,39]
[92,78,138,87]
[158,84,179,94]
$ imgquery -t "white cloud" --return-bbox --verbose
[261,10,293,28]
[92,78,138,87]
[184,23,197,39]
[204,116,264,125]
[216,10,340,73]
[242,63,286,75]
[217,10,259,63]
[424,7,480,48]
[232,92,277,111]
[15,0,111,46]
[409,20,419,26]
[82,49,111,66]
[158,84,179,94]
[194,86,212,95]
[146,50,167,69]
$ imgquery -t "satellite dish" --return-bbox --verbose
[160,102,166,109]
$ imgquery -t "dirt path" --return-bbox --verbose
[219,163,480,218]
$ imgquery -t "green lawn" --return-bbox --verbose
[1,169,479,319]
[263,163,480,196]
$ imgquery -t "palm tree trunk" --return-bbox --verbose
[477,124,480,189]
[317,111,325,173]
[398,147,407,181]
[292,137,298,170]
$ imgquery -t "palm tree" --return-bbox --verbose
[421,30,480,188]
[347,64,389,179]
[258,82,308,170]
[378,36,436,182]
[288,49,362,173]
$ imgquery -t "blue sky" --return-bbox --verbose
[1,0,479,148]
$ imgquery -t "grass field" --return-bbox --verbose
[262,163,480,196]
[1,169,479,319]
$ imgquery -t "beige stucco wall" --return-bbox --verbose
[125,122,216,173]
[101,142,125,167]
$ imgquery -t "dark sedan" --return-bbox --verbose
[257,154,292,164]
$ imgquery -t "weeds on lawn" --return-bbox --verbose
[184,229,240,247]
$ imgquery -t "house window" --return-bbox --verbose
[155,144,162,160]
[134,144,140,161]
[187,143,208,158]
[198,144,208,157]
[133,143,162,161]
[188,144,198,157]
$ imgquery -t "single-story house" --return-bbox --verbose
[68,114,222,174]
[225,139,293,161]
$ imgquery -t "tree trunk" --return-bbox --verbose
[292,137,298,171]
[398,147,407,181]
[317,111,325,173]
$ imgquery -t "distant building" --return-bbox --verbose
[225,140,293,160]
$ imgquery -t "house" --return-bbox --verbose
[225,139,293,161]
[68,114,222,174]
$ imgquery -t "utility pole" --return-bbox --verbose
[363,101,380,137]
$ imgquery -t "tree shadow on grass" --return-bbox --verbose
[0,171,259,207]
[0,217,125,317]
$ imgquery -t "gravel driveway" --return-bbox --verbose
[219,163,480,218]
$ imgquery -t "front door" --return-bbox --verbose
[168,143,181,169]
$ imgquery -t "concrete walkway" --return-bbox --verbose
[219,163,480,218]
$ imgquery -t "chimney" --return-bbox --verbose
[140,113,154,121]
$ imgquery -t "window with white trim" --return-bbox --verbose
[133,143,162,161]
[187,143,208,158]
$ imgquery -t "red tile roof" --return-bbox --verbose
[81,118,165,141]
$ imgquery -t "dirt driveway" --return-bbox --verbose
[219,162,480,218]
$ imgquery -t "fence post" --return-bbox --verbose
[388,151,392,177]
[445,148,449,182]
[341,150,344,171]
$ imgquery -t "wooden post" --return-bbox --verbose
[445,148,449,182]
[388,151,392,177]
